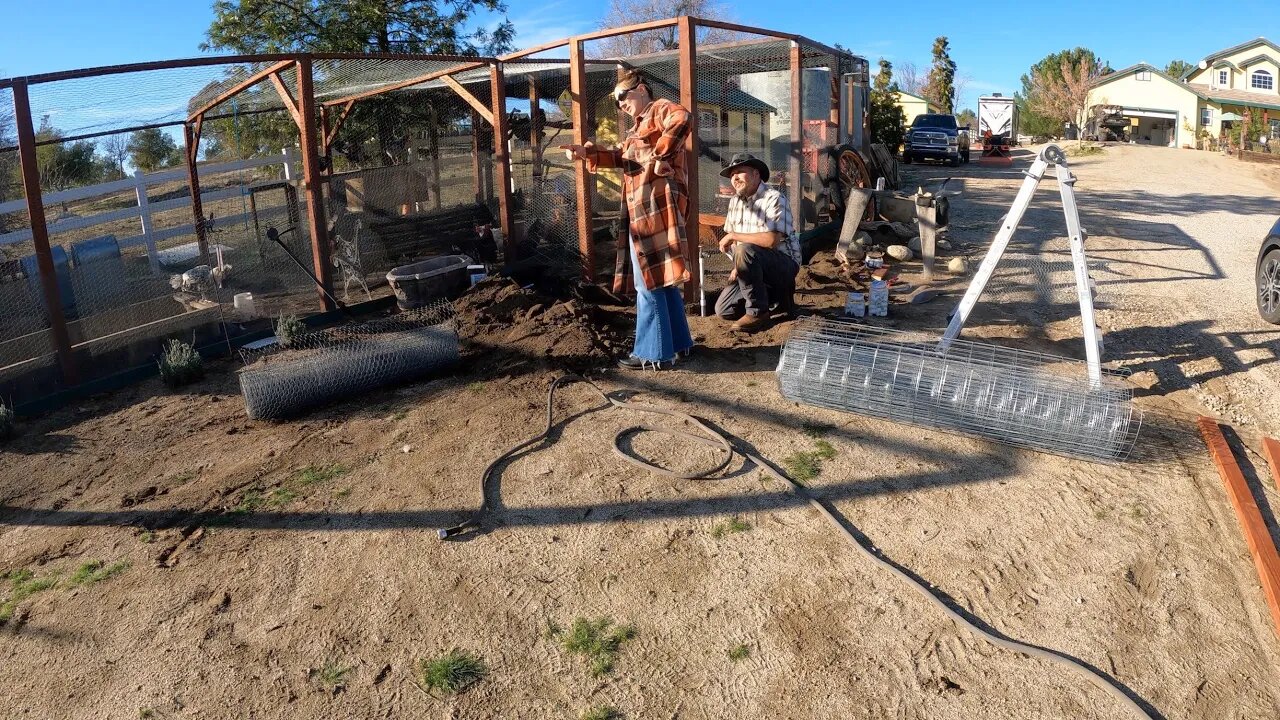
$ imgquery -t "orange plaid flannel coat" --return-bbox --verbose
[585,97,692,293]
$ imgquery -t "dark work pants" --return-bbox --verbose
[714,243,800,319]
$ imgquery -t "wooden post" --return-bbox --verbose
[529,75,543,179]
[12,79,76,384]
[678,16,701,306]
[133,169,159,274]
[569,38,596,281]
[295,57,335,312]
[183,121,209,266]
[789,42,804,235]
[490,63,516,259]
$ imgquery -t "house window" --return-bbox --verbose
[1271,119,1280,140]
[1201,107,1213,126]
[1136,69,1151,81]
[1252,70,1274,91]
[1218,69,1229,86]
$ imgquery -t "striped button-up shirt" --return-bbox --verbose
[723,183,801,265]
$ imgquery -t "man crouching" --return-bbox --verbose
[715,153,800,332]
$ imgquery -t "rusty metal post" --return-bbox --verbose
[183,121,209,265]
[678,16,701,307]
[295,57,335,312]
[789,42,804,234]
[569,38,596,281]
[12,79,76,383]
[490,63,517,259]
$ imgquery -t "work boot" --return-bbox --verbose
[730,314,769,332]
[617,355,672,371]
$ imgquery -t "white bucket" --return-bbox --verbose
[233,292,256,317]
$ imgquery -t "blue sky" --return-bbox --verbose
[1,0,1276,115]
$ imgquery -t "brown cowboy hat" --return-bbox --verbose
[720,152,770,182]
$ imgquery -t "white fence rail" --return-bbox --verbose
[0,148,299,272]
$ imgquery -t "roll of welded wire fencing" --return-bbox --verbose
[776,317,1141,462]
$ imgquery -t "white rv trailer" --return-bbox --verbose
[978,94,1018,146]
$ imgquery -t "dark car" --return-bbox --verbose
[903,114,970,167]
[1259,217,1280,324]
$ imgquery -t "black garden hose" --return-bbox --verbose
[439,374,1155,720]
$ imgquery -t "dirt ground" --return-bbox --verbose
[3,143,1280,719]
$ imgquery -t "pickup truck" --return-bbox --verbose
[902,113,969,167]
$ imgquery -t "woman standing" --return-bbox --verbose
[563,71,694,370]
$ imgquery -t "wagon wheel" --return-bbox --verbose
[834,146,875,221]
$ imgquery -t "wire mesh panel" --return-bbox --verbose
[777,317,1142,462]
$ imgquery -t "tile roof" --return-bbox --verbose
[1188,84,1280,110]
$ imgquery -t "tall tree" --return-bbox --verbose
[955,108,976,129]
[1018,48,1108,139]
[593,0,742,57]
[127,128,180,173]
[895,61,923,95]
[204,0,514,55]
[1028,52,1105,144]
[1164,59,1194,80]
[869,59,906,151]
[100,133,131,176]
[922,36,956,114]
[32,118,98,193]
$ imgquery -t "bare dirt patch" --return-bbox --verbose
[2,144,1280,719]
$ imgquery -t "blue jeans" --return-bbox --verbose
[630,241,693,362]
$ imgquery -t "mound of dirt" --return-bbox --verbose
[453,278,628,373]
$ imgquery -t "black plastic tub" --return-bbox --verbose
[386,254,473,310]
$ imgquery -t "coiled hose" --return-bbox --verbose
[439,375,1155,720]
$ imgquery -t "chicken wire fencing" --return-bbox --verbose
[237,301,458,420]
[0,54,504,408]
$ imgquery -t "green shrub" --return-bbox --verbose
[274,314,307,347]
[157,339,204,387]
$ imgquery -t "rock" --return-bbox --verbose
[844,246,866,265]
[911,288,942,304]
[886,245,914,261]
[948,257,968,274]
[853,230,872,247]
[889,221,917,239]
[938,238,952,250]
[907,236,922,253]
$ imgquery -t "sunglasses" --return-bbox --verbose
[614,87,633,107]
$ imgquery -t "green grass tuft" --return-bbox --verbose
[69,560,130,587]
[1,569,59,621]
[711,517,752,538]
[420,649,487,695]
[467,381,486,392]
[728,643,752,662]
[783,452,820,483]
[139,530,155,544]
[552,617,636,677]
[296,464,348,486]
[801,422,833,438]
[157,339,204,387]
[581,706,622,720]
[311,659,351,689]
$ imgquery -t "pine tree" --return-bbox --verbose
[869,59,906,151]
[923,36,957,114]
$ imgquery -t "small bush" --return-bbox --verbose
[157,339,204,387]
[728,643,752,662]
[274,314,307,347]
[581,707,622,720]
[310,659,351,689]
[420,649,486,695]
[0,402,13,441]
